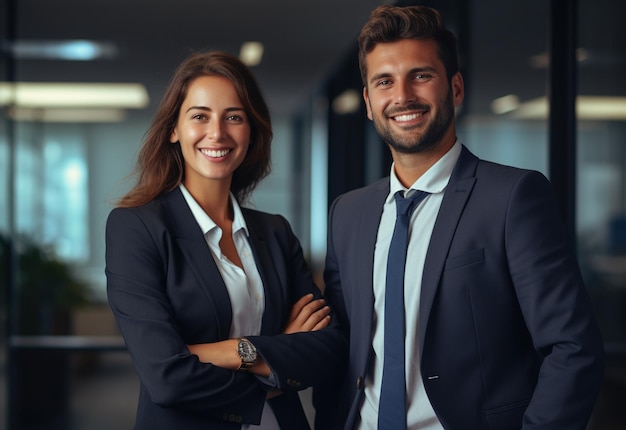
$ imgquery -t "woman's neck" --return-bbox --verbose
[183,179,233,225]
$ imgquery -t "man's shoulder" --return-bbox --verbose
[475,158,548,184]
[457,144,546,182]
[333,177,389,206]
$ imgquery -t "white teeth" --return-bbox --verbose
[200,148,231,158]
[394,112,423,122]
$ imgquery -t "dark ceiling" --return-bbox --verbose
[9,0,393,117]
[5,0,625,119]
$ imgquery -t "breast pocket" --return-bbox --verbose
[444,248,484,271]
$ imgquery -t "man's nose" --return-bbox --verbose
[394,79,416,105]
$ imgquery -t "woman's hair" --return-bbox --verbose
[357,5,459,85]
[117,50,272,207]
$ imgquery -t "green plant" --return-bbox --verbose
[1,233,90,334]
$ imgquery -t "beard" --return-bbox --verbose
[371,86,455,155]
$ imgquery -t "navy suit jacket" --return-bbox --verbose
[105,187,346,429]
[322,145,604,429]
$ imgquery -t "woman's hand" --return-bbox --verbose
[283,293,331,334]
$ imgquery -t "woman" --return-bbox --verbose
[105,51,346,429]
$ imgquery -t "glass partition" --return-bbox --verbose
[577,0,626,426]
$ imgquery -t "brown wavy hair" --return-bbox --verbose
[117,50,272,208]
[357,5,459,85]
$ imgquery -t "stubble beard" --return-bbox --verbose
[373,87,455,155]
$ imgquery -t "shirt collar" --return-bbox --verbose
[388,140,462,203]
[178,184,249,237]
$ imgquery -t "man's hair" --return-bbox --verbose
[358,5,459,85]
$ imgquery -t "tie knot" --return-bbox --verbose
[394,190,429,217]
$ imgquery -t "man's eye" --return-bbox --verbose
[378,79,392,87]
[415,74,432,81]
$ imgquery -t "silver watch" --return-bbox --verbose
[236,338,257,371]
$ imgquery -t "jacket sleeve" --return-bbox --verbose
[105,206,266,424]
[245,214,348,393]
[505,171,605,429]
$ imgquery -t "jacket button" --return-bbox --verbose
[287,378,301,388]
[356,376,363,389]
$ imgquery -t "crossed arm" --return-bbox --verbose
[186,293,331,377]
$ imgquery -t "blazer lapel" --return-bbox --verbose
[242,213,283,335]
[162,188,232,339]
[353,179,388,363]
[419,146,478,351]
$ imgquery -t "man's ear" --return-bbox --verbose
[363,86,373,121]
[451,72,464,107]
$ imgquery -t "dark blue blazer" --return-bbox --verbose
[106,187,346,429]
[322,145,604,429]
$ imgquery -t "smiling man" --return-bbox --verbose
[320,5,605,430]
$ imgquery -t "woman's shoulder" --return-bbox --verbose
[241,206,286,224]
[107,193,170,229]
[241,207,294,236]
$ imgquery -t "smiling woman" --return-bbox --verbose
[169,75,251,204]
[104,50,346,430]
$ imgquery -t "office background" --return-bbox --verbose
[1,0,625,428]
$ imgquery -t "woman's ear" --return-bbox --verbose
[170,128,179,143]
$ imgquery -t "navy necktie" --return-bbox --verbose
[378,189,430,430]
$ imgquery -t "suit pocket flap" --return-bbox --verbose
[444,248,484,271]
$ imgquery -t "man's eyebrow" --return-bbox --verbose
[368,66,439,84]
[409,66,438,74]
[369,72,392,85]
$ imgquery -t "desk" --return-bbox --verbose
[8,335,126,351]
[7,335,128,430]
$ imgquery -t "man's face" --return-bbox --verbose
[363,38,463,155]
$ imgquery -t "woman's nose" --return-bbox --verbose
[207,120,224,141]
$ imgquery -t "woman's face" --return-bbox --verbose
[170,75,250,192]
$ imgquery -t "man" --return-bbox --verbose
[322,5,604,429]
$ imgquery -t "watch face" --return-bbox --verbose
[238,339,257,362]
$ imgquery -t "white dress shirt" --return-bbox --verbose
[179,184,280,430]
[358,141,462,429]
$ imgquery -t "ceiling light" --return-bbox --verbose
[332,89,361,115]
[8,107,127,123]
[510,96,626,120]
[239,42,264,66]
[529,48,591,69]
[491,94,520,115]
[4,39,118,61]
[0,82,149,108]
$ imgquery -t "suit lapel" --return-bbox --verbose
[354,180,388,362]
[243,212,283,335]
[419,146,478,351]
[162,188,232,339]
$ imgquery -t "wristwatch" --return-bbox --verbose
[236,338,257,371]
